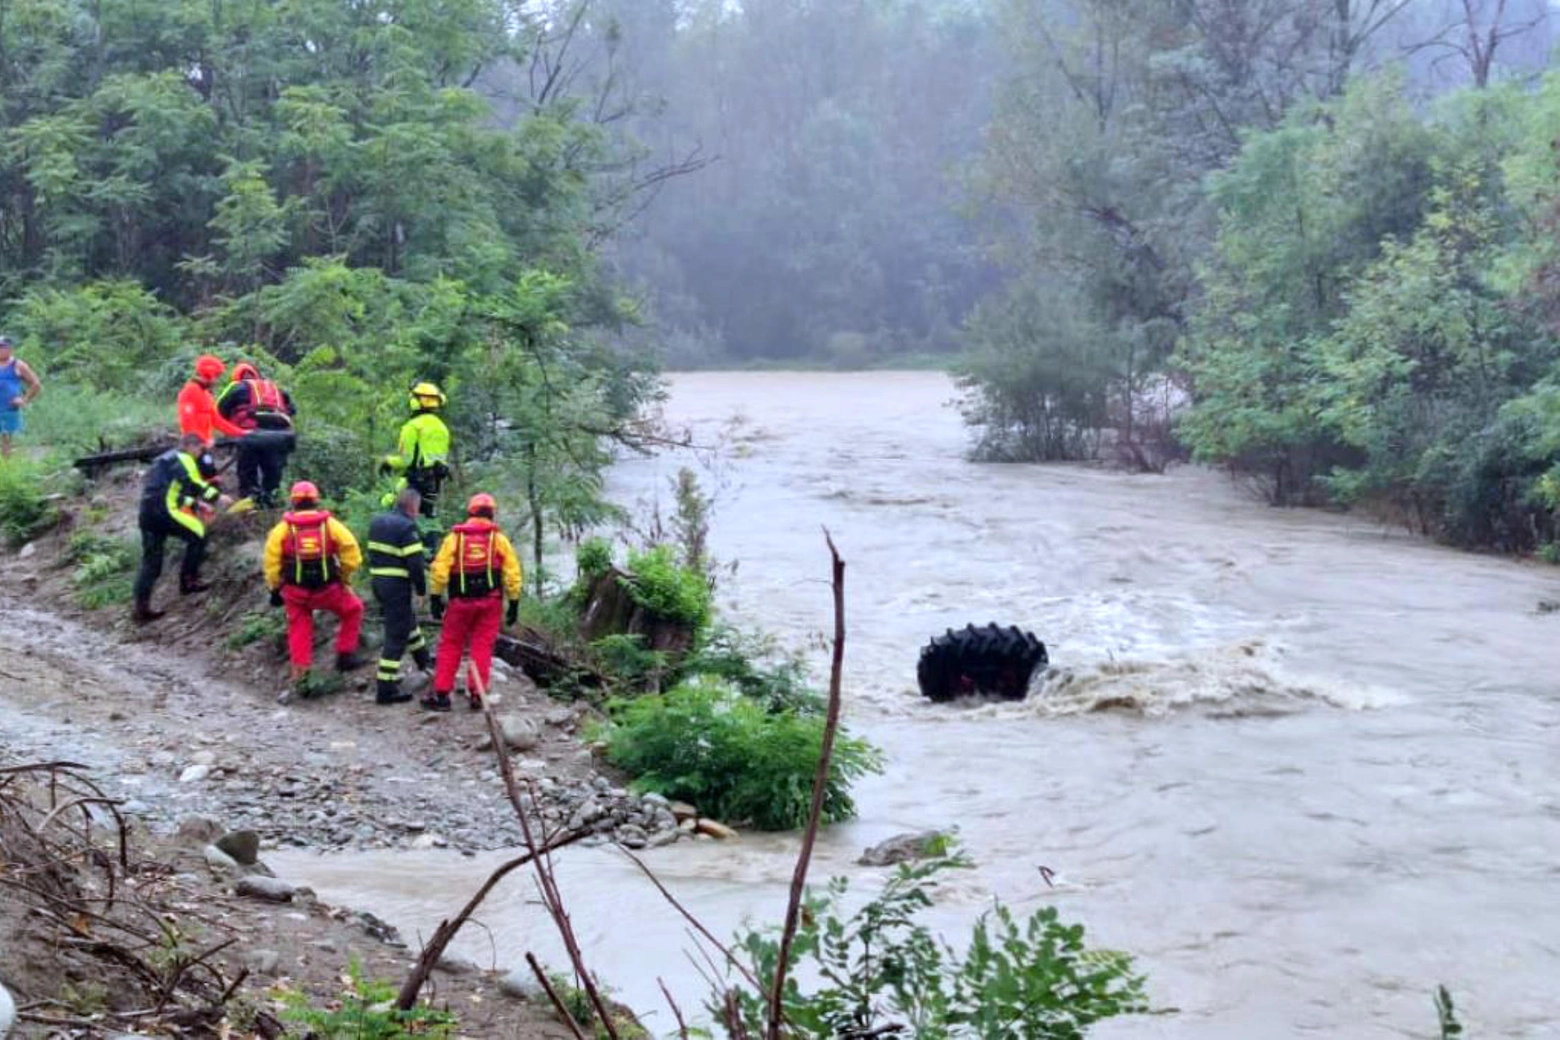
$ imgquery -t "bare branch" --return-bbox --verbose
[766,531,848,1040]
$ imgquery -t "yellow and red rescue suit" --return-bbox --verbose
[428,518,522,696]
[264,510,364,671]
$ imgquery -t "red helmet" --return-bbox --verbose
[231,362,260,381]
[289,480,320,505]
[467,492,497,518]
[194,354,226,381]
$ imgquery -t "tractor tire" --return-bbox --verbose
[917,622,1047,703]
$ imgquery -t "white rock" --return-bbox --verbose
[410,833,448,850]
[0,979,15,1038]
[179,764,211,783]
[235,876,297,902]
[17,542,36,559]
[189,750,217,767]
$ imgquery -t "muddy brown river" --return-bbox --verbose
[277,372,1560,1038]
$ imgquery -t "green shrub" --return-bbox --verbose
[547,971,647,1040]
[70,536,137,609]
[622,544,712,632]
[226,609,288,650]
[679,624,822,714]
[722,850,1149,1039]
[594,679,881,830]
[576,536,613,581]
[0,458,57,547]
[589,633,669,690]
[280,958,455,1039]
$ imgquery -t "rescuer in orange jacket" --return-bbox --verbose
[425,492,522,712]
[178,354,246,447]
[263,481,368,695]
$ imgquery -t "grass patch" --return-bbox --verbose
[592,678,882,830]
[280,958,455,1038]
[225,609,287,650]
[0,456,57,547]
[68,532,136,609]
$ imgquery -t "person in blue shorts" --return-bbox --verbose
[0,336,42,457]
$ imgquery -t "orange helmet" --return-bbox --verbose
[194,354,226,381]
[231,362,260,381]
[467,492,496,518]
[289,480,320,505]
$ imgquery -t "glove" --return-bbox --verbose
[430,594,445,620]
[505,599,518,627]
[268,588,284,608]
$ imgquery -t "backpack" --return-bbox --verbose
[449,521,500,597]
[282,511,339,589]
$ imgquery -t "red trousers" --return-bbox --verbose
[282,583,364,669]
[434,594,502,695]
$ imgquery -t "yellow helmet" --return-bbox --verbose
[408,381,446,412]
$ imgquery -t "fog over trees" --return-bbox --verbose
[3,0,1559,554]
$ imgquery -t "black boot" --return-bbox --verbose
[420,692,452,712]
[376,679,413,705]
[412,647,432,672]
[132,599,165,624]
[336,650,368,673]
[180,577,212,595]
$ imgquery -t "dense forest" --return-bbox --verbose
[4,0,1560,555]
[0,0,682,561]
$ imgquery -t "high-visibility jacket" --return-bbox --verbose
[178,379,246,445]
[366,509,427,594]
[429,518,521,600]
[264,511,361,590]
[140,448,221,535]
[384,412,450,474]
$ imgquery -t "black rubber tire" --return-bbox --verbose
[917,622,1048,702]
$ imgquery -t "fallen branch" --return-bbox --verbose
[766,530,848,1040]
[528,951,589,1040]
[477,671,622,1039]
[659,976,692,1040]
[393,826,588,1011]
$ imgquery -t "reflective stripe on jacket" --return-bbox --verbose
[264,512,361,590]
[429,519,521,600]
[366,509,427,593]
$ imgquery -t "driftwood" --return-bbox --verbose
[72,432,295,476]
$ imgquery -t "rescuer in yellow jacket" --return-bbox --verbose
[424,492,523,712]
[263,481,368,691]
[380,381,451,518]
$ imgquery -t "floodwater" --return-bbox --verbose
[277,372,1560,1038]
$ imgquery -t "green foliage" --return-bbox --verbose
[280,958,455,1039]
[0,458,57,547]
[575,536,613,582]
[720,850,1149,1039]
[594,678,882,831]
[225,609,288,651]
[621,544,712,633]
[5,280,186,392]
[587,633,669,691]
[957,286,1112,462]
[70,534,135,608]
[21,384,165,456]
[546,972,647,1040]
[678,624,822,715]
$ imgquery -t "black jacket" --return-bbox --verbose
[366,509,426,594]
[139,448,219,522]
